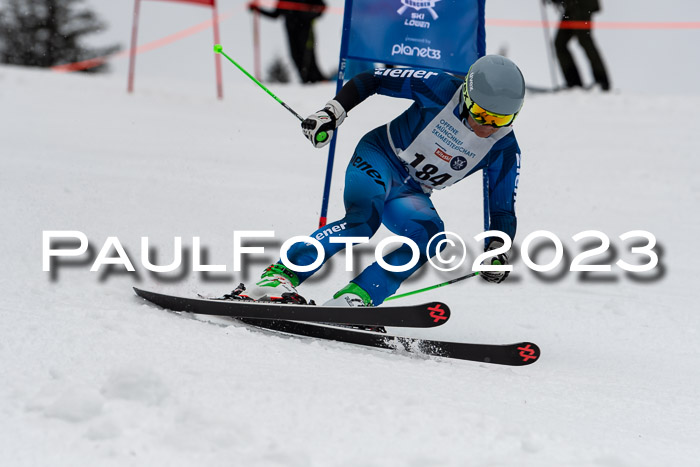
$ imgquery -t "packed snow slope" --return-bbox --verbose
[1,64,699,467]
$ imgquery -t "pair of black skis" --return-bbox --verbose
[133,287,540,366]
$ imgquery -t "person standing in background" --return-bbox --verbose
[249,0,327,83]
[551,0,610,91]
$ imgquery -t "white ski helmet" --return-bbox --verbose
[463,55,525,120]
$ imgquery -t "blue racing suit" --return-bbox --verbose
[287,68,521,305]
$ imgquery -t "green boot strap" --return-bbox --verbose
[333,282,372,306]
[261,263,300,287]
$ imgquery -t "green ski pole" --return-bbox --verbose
[214,44,304,122]
[384,272,479,302]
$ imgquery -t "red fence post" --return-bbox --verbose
[212,1,224,99]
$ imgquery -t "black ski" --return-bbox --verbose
[238,317,541,366]
[133,287,451,328]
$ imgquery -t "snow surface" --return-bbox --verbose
[2,2,700,466]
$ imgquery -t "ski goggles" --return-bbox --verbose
[462,89,517,128]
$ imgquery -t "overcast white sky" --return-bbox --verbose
[82,0,699,96]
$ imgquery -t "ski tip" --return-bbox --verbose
[424,302,450,326]
[513,342,541,365]
[133,287,149,299]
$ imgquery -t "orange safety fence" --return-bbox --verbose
[487,19,700,30]
[249,0,343,15]
[250,1,700,28]
[51,0,700,73]
[51,8,234,73]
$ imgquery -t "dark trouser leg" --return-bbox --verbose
[576,29,610,90]
[554,26,583,88]
[284,19,312,82]
[301,25,326,82]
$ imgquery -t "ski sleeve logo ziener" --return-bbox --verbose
[374,68,439,80]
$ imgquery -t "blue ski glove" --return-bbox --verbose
[301,100,346,148]
[480,239,511,283]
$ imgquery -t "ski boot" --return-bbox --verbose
[238,264,308,304]
[323,283,386,333]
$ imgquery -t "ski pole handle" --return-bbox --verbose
[214,44,303,122]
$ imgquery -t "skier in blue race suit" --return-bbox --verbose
[245,55,525,311]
